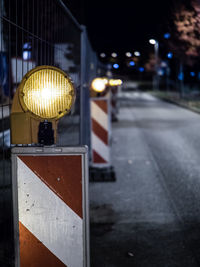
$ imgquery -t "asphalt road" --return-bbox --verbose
[90,91,200,267]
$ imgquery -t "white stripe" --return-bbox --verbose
[17,158,83,267]
[91,101,108,131]
[92,133,109,162]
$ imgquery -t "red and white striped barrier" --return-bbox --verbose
[90,97,111,167]
[12,147,89,267]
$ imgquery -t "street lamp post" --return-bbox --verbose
[149,39,159,91]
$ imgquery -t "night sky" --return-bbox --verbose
[67,0,176,54]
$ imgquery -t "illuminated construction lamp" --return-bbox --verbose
[91,77,108,93]
[108,79,123,86]
[11,65,75,145]
[19,66,74,119]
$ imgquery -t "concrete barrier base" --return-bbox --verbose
[89,166,116,182]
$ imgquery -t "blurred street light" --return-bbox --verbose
[164,33,171,39]
[178,70,184,81]
[149,39,159,90]
[129,61,135,66]
[113,63,119,69]
[139,67,144,72]
[100,53,106,58]
[134,51,140,57]
[167,52,173,59]
[149,39,156,45]
[125,52,132,57]
[111,52,118,58]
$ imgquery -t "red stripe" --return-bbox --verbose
[19,155,83,218]
[92,118,108,145]
[19,222,67,267]
[93,99,108,113]
[93,150,107,163]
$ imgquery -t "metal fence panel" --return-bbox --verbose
[0,1,94,265]
[80,26,98,152]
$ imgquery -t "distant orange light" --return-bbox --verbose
[109,79,123,86]
[91,78,108,92]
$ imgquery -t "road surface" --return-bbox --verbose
[90,91,200,267]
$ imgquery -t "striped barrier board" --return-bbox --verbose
[90,97,111,168]
[12,146,89,267]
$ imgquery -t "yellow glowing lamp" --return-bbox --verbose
[11,65,75,145]
[91,77,108,93]
[19,65,75,120]
[108,79,123,86]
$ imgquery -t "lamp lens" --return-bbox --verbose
[91,78,108,92]
[22,68,74,119]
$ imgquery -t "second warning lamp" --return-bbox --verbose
[91,77,108,93]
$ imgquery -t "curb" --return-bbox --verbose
[154,95,200,115]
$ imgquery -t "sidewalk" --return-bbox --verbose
[152,90,200,115]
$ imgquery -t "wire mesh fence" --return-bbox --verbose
[0,0,99,265]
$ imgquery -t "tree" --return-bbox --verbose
[169,0,200,66]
